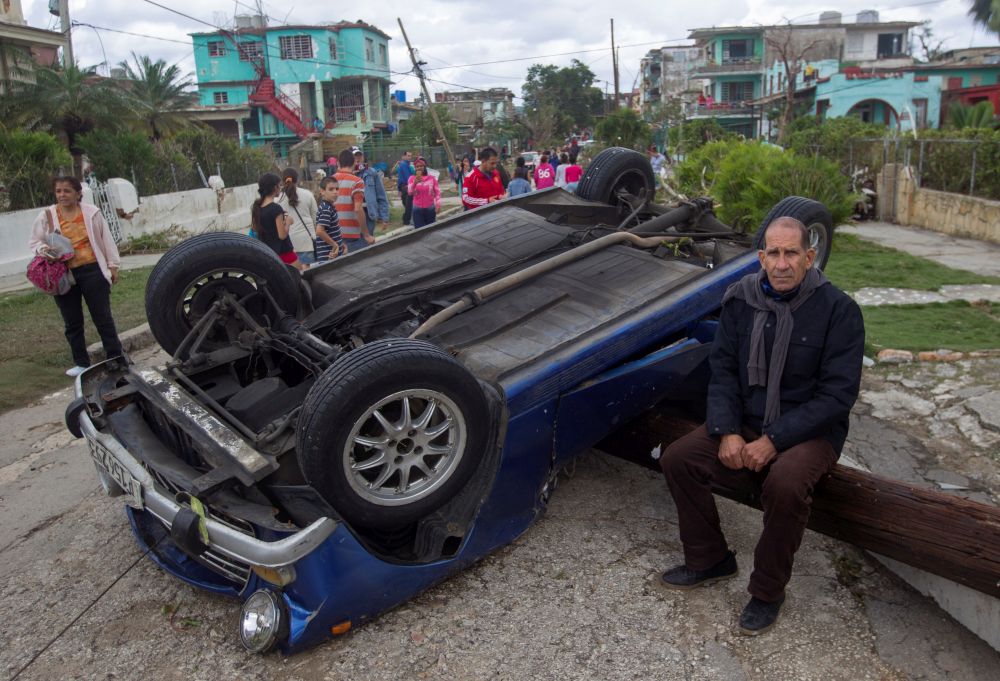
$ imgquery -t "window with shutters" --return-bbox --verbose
[280,35,313,60]
[329,38,338,60]
[379,44,387,66]
[365,38,375,62]
[213,91,229,104]
[208,41,226,57]
[238,41,263,62]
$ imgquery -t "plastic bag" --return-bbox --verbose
[26,232,75,295]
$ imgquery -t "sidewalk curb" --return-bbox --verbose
[88,322,156,363]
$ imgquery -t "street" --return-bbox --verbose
[2,346,999,681]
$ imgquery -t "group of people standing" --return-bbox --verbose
[250,147,392,269]
[452,146,585,210]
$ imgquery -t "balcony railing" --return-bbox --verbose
[694,57,762,74]
[688,102,755,117]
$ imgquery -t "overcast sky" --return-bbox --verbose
[21,0,1000,101]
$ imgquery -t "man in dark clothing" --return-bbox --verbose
[657,217,865,636]
[394,150,414,225]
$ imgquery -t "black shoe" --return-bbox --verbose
[654,551,737,593]
[738,596,785,635]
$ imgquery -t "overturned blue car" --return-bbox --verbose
[67,148,834,653]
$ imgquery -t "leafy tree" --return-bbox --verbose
[521,60,603,142]
[595,108,651,149]
[0,129,72,210]
[671,139,853,230]
[947,101,998,129]
[400,105,458,147]
[5,63,128,169]
[118,53,198,141]
[967,0,1000,35]
[667,118,735,156]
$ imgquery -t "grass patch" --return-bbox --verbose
[118,227,189,255]
[825,234,1000,293]
[862,300,1000,355]
[0,267,153,413]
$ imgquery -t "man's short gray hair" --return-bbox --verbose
[764,216,810,251]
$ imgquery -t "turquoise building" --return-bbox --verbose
[814,72,943,131]
[191,19,391,153]
[687,28,764,138]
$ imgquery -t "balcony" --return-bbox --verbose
[687,102,756,118]
[694,57,762,76]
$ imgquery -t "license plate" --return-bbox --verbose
[88,435,144,509]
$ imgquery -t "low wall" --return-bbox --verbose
[885,164,1000,244]
[0,183,257,277]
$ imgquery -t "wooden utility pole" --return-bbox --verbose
[58,0,73,68]
[397,18,456,169]
[611,19,619,110]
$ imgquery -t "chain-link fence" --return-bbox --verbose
[796,136,1000,202]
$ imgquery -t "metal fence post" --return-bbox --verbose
[917,141,924,188]
[970,147,977,196]
[170,163,179,192]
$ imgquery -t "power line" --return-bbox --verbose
[72,21,191,46]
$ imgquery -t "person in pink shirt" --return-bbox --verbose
[533,153,556,189]
[407,157,441,228]
[563,154,583,192]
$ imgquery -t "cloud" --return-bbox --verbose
[19,0,999,95]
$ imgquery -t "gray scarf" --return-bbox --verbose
[721,267,828,426]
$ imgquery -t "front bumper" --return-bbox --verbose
[74,364,337,570]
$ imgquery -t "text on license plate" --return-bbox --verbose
[88,436,144,509]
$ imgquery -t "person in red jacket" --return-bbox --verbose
[462,147,505,210]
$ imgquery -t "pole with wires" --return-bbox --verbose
[397,18,456,170]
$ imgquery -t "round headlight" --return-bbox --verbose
[239,590,283,653]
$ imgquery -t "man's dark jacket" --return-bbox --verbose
[705,280,865,455]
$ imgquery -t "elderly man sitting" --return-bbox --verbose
[656,216,865,635]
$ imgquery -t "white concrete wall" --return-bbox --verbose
[0,183,257,277]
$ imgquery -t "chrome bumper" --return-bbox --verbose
[75,376,336,569]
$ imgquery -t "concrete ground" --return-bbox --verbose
[2,346,1000,680]
[2,221,999,679]
[839,222,1000,278]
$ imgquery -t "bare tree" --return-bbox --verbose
[765,25,823,144]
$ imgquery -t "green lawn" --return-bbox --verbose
[0,267,153,413]
[824,234,1000,355]
[825,234,1000,293]
[862,301,1000,355]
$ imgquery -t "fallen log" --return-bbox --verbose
[596,409,1000,599]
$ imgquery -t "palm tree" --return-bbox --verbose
[947,101,999,129]
[118,53,198,141]
[5,62,127,169]
[968,0,1000,34]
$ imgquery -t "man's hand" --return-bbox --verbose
[742,434,777,472]
[717,433,746,470]
[110,267,120,285]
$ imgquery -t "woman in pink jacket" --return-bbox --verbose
[407,157,441,228]
[29,176,123,377]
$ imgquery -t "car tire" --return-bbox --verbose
[144,232,300,356]
[296,339,491,530]
[575,147,655,206]
[752,197,835,270]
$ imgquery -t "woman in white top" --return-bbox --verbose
[554,152,570,187]
[277,168,319,265]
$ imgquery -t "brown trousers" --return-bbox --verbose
[660,424,838,602]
